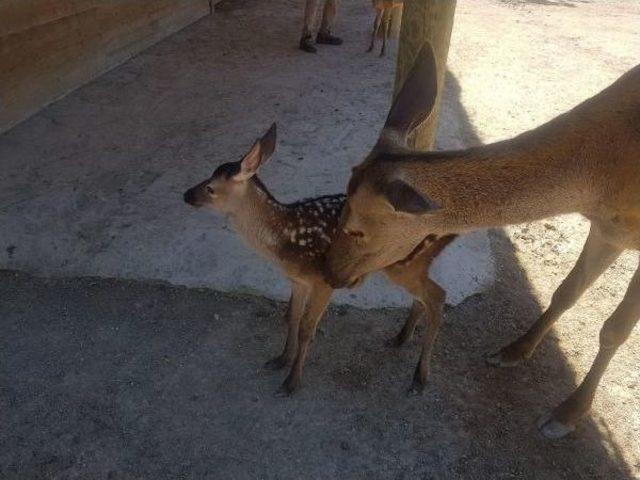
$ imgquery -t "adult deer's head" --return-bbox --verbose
[326,43,442,288]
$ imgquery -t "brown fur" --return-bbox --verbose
[184,123,457,396]
[326,42,640,438]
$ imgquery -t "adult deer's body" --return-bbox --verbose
[368,0,403,56]
[326,44,640,438]
[183,124,456,395]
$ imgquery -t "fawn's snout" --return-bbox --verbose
[183,183,209,207]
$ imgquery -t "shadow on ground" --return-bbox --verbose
[0,0,634,478]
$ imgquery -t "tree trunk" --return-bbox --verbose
[394,0,457,150]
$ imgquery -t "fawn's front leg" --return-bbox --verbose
[278,281,333,395]
[265,282,309,370]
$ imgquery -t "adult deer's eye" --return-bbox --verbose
[206,186,214,194]
[343,228,365,238]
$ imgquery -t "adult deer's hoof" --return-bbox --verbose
[484,349,526,368]
[537,411,576,439]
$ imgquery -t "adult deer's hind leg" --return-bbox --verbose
[487,225,622,367]
[264,282,309,370]
[538,263,640,439]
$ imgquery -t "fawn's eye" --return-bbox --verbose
[206,186,214,194]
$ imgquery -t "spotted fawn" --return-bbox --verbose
[183,123,456,395]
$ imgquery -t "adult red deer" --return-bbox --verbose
[326,43,640,438]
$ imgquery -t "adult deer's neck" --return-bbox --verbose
[401,129,599,233]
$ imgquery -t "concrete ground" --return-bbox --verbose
[0,0,493,309]
[2,0,640,478]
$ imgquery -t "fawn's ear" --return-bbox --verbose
[381,179,441,215]
[378,42,438,151]
[235,123,277,181]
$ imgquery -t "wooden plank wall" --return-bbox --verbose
[0,0,211,133]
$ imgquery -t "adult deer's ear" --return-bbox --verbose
[382,179,441,215]
[235,123,277,181]
[377,42,438,151]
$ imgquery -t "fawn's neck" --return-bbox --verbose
[227,178,288,257]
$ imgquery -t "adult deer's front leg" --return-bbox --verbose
[538,263,640,439]
[487,226,622,367]
[278,282,333,395]
[264,282,308,370]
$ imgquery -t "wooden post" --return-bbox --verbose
[394,0,457,150]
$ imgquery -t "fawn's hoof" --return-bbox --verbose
[484,349,525,368]
[385,335,409,348]
[537,411,576,439]
[275,377,298,397]
[406,378,426,397]
[264,355,289,371]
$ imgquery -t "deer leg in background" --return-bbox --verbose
[317,0,342,45]
[278,282,333,395]
[264,282,309,370]
[300,0,322,52]
[380,10,392,56]
[486,225,622,367]
[538,263,640,438]
[368,10,383,53]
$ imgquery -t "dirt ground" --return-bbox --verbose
[0,267,636,480]
[2,0,640,478]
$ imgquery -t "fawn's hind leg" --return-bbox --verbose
[387,300,425,347]
[384,241,449,394]
[407,278,445,395]
[265,282,309,370]
[278,281,333,395]
[368,10,383,52]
